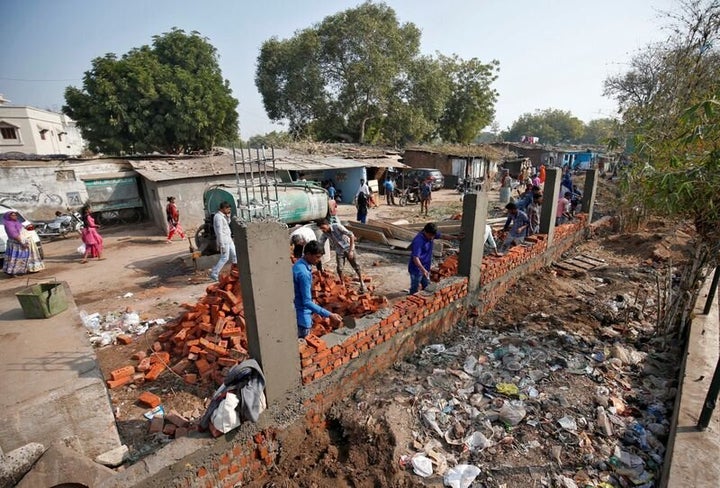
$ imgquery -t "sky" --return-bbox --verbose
[1,0,678,138]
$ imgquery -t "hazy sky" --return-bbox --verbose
[1,0,677,137]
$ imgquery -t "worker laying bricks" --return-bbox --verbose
[316,218,365,293]
[408,222,462,294]
[292,240,343,338]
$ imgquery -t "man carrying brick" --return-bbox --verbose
[316,218,366,292]
[408,222,461,294]
[292,240,342,338]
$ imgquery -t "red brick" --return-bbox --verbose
[166,411,189,428]
[116,334,133,345]
[131,351,147,361]
[163,423,177,436]
[137,391,161,408]
[144,362,166,382]
[184,373,197,384]
[106,375,133,389]
[109,365,135,381]
[197,467,208,477]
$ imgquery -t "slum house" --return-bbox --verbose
[401,144,511,188]
[491,142,559,169]
[130,147,405,234]
[0,155,143,221]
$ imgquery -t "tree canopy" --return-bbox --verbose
[603,0,720,331]
[255,1,498,145]
[64,29,239,154]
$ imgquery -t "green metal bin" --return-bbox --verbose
[15,282,68,319]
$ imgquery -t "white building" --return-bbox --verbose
[0,96,84,156]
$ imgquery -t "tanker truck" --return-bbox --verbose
[194,182,330,255]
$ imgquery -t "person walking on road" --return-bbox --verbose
[209,201,236,281]
[165,196,187,243]
[80,204,104,263]
[292,240,342,338]
[384,178,396,206]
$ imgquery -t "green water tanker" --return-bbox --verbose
[195,183,329,254]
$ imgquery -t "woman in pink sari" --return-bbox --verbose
[80,204,104,263]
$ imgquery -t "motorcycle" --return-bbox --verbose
[37,211,84,239]
[397,186,420,206]
[456,177,483,194]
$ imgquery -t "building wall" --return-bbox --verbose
[141,176,239,234]
[0,106,84,156]
[0,160,135,219]
[402,150,449,173]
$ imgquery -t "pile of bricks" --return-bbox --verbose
[309,270,388,336]
[431,254,459,281]
[104,268,248,391]
[106,265,390,391]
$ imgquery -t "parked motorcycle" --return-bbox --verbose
[397,186,419,206]
[456,177,483,194]
[37,211,84,239]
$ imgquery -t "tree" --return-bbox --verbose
[255,2,498,145]
[580,118,621,145]
[64,29,239,154]
[437,55,499,143]
[604,0,720,334]
[501,109,585,144]
[247,131,292,148]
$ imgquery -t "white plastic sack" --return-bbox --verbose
[411,454,433,477]
[443,464,481,488]
[77,243,86,255]
[211,392,241,433]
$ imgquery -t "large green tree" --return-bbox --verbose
[64,29,239,154]
[255,1,498,144]
[502,109,585,145]
[604,0,720,333]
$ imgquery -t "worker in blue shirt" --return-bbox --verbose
[292,240,342,338]
[408,222,461,294]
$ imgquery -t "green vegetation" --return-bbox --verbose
[64,29,239,154]
[604,0,720,332]
[255,1,499,145]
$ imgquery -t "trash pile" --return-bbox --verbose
[384,300,675,487]
[80,309,167,347]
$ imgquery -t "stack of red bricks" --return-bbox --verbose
[137,392,192,439]
[309,270,388,336]
[431,254,458,281]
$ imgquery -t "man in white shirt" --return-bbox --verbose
[209,201,237,281]
[484,224,503,256]
[290,225,318,259]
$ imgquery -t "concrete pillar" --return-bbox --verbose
[581,169,598,222]
[232,220,300,404]
[540,167,562,245]
[458,192,488,293]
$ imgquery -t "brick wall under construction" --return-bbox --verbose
[114,215,590,488]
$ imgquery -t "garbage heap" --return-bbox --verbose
[355,299,675,488]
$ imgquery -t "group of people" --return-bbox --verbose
[492,165,582,253]
[291,218,460,338]
[2,203,105,278]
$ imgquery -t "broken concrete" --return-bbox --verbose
[95,444,129,467]
[15,442,116,488]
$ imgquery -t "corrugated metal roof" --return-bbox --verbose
[129,152,406,182]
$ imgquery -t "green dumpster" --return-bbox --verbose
[15,282,68,319]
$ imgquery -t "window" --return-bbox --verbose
[1,127,18,140]
[58,132,65,142]
[39,129,49,140]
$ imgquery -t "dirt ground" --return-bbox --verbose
[0,179,692,486]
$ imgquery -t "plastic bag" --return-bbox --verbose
[77,243,86,255]
[211,392,241,434]
[443,464,481,488]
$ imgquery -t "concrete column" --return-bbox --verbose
[232,220,300,404]
[458,192,488,293]
[540,167,562,245]
[581,169,598,222]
